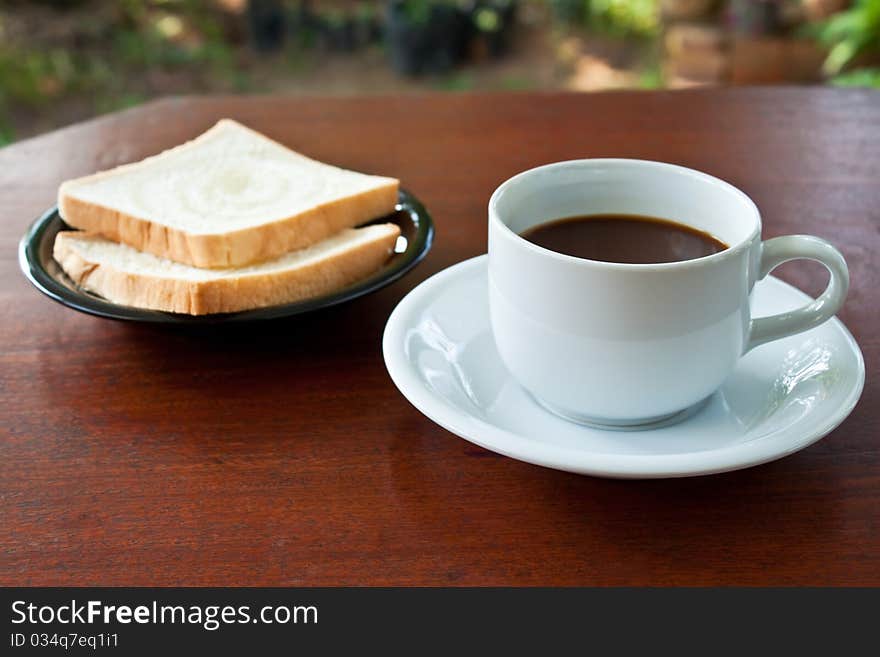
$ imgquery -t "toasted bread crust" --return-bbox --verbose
[53,226,400,315]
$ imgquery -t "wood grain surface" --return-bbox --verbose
[1,89,878,586]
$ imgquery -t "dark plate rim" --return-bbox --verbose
[19,188,434,324]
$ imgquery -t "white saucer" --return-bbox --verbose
[383,256,865,478]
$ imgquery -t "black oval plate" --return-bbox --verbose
[19,189,433,324]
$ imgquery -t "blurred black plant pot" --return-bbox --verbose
[321,12,358,52]
[472,1,518,58]
[290,1,319,49]
[386,1,472,75]
[247,0,286,52]
[355,4,384,48]
[548,0,584,24]
[727,0,784,36]
[32,0,88,7]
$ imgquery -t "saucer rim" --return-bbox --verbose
[382,255,865,479]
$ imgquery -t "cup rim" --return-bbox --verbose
[488,158,762,271]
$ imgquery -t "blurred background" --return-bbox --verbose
[1,0,878,145]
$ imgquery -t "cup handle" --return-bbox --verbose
[746,235,849,352]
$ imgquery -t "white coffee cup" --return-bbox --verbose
[488,159,849,428]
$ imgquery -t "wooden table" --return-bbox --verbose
[1,89,878,586]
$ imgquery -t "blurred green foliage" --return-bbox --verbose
[548,0,659,37]
[434,71,476,90]
[0,0,240,143]
[500,74,534,90]
[1,0,875,146]
[638,64,663,89]
[0,119,13,147]
[814,0,880,89]
[830,67,880,87]
[587,0,658,38]
[818,0,880,75]
[0,0,664,145]
[116,0,235,70]
[395,1,436,24]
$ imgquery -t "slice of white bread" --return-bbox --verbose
[53,224,401,315]
[58,119,399,268]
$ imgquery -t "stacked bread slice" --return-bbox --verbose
[54,119,401,315]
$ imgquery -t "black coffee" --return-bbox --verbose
[520,214,728,264]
